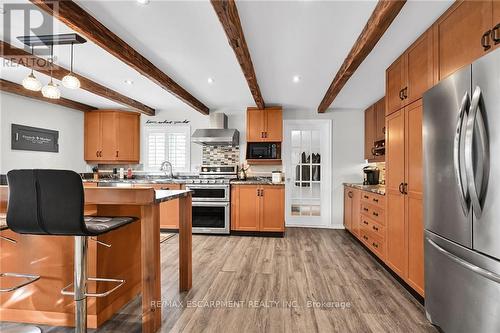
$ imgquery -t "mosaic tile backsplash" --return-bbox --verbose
[202,145,240,166]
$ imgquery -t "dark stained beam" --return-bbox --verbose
[1,40,155,116]
[211,0,265,109]
[0,78,95,112]
[30,0,209,115]
[317,0,406,113]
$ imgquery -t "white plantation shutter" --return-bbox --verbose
[144,126,190,171]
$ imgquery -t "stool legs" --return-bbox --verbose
[74,236,88,333]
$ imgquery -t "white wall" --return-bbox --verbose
[280,108,365,228]
[0,91,87,173]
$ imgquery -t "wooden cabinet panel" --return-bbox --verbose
[247,107,283,142]
[351,189,361,237]
[434,0,493,80]
[117,112,139,161]
[133,183,181,229]
[405,100,424,296]
[386,55,405,116]
[100,111,118,161]
[344,187,353,231]
[247,109,265,142]
[386,110,405,194]
[260,186,285,232]
[375,98,386,142]
[407,30,434,104]
[364,106,376,160]
[232,185,260,231]
[84,111,101,161]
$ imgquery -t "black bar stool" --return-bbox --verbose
[6,169,138,333]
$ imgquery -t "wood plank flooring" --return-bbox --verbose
[0,228,436,332]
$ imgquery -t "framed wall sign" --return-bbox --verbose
[11,124,59,153]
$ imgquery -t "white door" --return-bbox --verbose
[283,120,332,227]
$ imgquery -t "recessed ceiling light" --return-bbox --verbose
[124,79,134,85]
[292,75,301,83]
[207,77,214,84]
[136,0,150,5]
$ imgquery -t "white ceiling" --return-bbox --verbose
[0,0,453,115]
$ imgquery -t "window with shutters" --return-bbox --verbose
[143,125,190,172]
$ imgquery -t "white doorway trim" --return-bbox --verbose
[283,119,332,228]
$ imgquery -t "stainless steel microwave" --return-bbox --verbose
[246,142,280,160]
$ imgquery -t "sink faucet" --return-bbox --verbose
[160,161,173,178]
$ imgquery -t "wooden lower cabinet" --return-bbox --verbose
[134,183,182,229]
[344,187,361,236]
[231,184,285,233]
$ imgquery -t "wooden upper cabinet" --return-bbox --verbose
[84,110,140,163]
[260,186,285,232]
[386,55,406,116]
[84,112,101,161]
[406,30,434,104]
[263,108,283,142]
[433,0,493,81]
[246,107,283,142]
[386,30,434,116]
[375,97,386,142]
[364,105,376,160]
[117,112,140,161]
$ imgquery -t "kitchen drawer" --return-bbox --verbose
[360,229,385,260]
[361,203,385,226]
[360,191,385,208]
[360,215,385,240]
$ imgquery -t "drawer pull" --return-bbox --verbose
[372,226,379,231]
[372,242,379,248]
[363,235,368,240]
[363,195,369,199]
[373,212,379,217]
[363,221,369,225]
[373,198,379,203]
[363,208,369,212]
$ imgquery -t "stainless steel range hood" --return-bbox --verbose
[191,113,239,146]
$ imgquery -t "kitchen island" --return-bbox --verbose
[0,186,192,333]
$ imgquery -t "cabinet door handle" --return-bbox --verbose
[261,189,264,196]
[481,30,492,51]
[399,89,404,100]
[403,183,408,195]
[492,24,500,45]
[373,198,379,203]
[116,151,119,158]
[257,188,260,197]
[363,195,369,199]
[373,212,379,217]
[363,221,369,225]
[363,207,369,212]
[372,242,379,248]
[265,132,268,138]
[348,191,353,198]
[403,87,408,99]
[96,151,99,157]
[372,226,379,231]
[363,235,368,241]
[399,182,404,194]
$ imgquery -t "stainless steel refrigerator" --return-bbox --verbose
[423,48,500,333]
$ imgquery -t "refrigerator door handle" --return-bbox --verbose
[453,92,470,215]
[427,238,500,284]
[465,86,490,219]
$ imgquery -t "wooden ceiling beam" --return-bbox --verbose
[317,0,406,113]
[1,40,155,116]
[0,78,95,112]
[30,0,209,115]
[211,0,265,109]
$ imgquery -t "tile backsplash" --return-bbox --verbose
[202,145,240,166]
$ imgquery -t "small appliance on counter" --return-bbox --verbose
[272,171,282,184]
[363,166,380,185]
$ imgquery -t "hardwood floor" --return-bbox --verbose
[1,228,436,332]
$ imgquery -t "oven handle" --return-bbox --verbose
[192,202,230,207]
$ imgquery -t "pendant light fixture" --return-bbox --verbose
[22,46,42,91]
[62,42,80,89]
[42,45,61,99]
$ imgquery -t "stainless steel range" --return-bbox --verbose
[183,165,236,234]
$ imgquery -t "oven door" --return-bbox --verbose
[191,202,230,234]
[185,185,229,202]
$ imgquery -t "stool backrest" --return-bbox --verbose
[6,169,88,235]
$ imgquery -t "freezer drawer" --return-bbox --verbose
[425,231,500,333]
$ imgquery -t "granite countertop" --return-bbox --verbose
[155,190,192,203]
[344,183,385,195]
[230,178,285,186]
